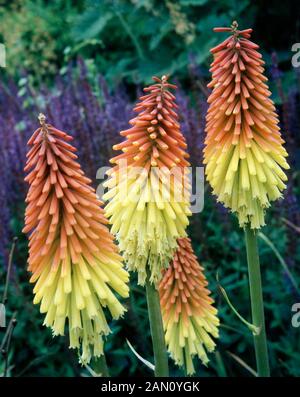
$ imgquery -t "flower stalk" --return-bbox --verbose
[92,354,110,377]
[145,268,169,377]
[244,225,270,377]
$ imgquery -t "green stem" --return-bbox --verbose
[244,225,270,377]
[114,7,145,60]
[145,271,169,377]
[2,237,17,305]
[92,354,110,377]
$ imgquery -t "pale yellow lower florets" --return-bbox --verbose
[205,142,289,229]
[164,305,219,375]
[31,252,129,364]
[104,167,191,284]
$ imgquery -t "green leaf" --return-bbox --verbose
[180,0,208,5]
[258,232,299,293]
[126,339,155,371]
[217,273,260,335]
[18,77,28,86]
[73,9,113,41]
[149,21,172,51]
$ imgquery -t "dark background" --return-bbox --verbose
[0,0,300,377]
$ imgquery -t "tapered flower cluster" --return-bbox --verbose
[104,76,191,285]
[23,114,129,364]
[204,22,289,228]
[159,238,219,375]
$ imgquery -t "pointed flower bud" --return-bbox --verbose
[204,23,289,228]
[104,76,191,285]
[159,238,219,375]
[23,114,129,364]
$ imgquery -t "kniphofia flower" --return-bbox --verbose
[23,114,129,364]
[159,238,219,375]
[204,22,289,228]
[104,76,191,285]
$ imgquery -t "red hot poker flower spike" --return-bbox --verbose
[23,114,129,364]
[159,238,219,375]
[204,22,289,228]
[104,76,191,285]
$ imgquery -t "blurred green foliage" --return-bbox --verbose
[0,0,82,84]
[0,0,299,87]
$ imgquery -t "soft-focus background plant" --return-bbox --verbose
[0,0,300,377]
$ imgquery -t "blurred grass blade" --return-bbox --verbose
[258,232,299,293]
[126,339,155,372]
[281,217,300,234]
[1,239,17,329]
[217,273,260,335]
[227,351,258,377]
[84,364,102,377]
